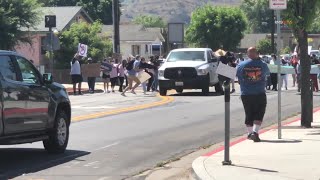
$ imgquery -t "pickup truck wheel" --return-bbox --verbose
[43,110,69,154]
[159,88,167,96]
[176,88,183,93]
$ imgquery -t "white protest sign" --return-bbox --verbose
[216,63,237,80]
[138,71,151,83]
[78,43,88,57]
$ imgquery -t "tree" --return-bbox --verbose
[185,5,247,51]
[0,0,41,50]
[133,15,166,28]
[280,46,292,54]
[240,0,274,33]
[54,21,112,69]
[308,10,320,34]
[39,0,120,24]
[257,39,273,54]
[283,0,320,127]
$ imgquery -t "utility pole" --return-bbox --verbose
[271,10,276,54]
[113,0,120,53]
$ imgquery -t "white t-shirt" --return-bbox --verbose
[70,60,81,75]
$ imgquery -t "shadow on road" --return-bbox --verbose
[260,139,302,143]
[0,148,90,179]
[231,164,278,173]
[169,92,223,97]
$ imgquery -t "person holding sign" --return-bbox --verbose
[237,47,270,142]
[70,53,83,95]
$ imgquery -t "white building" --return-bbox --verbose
[102,25,165,58]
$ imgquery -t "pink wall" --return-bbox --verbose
[15,34,42,66]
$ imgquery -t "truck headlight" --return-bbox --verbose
[197,69,208,75]
[159,70,164,77]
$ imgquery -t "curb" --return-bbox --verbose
[192,107,320,179]
[71,95,174,122]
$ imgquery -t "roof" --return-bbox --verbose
[102,25,165,42]
[25,6,93,32]
[240,34,268,49]
[171,48,212,52]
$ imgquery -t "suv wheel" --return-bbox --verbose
[159,88,167,96]
[43,110,69,154]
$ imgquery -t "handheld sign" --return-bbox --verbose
[216,63,237,80]
[78,43,88,57]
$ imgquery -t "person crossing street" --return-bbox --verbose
[237,47,270,142]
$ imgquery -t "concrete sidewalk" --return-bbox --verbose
[193,109,320,180]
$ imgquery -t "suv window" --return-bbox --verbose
[0,55,18,81]
[16,56,41,84]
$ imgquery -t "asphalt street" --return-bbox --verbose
[1,83,320,180]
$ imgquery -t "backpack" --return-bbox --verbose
[126,60,135,71]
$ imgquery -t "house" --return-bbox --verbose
[102,25,165,58]
[239,34,268,52]
[15,6,93,68]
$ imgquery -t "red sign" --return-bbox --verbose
[269,0,287,10]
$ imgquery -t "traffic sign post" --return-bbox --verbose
[270,0,287,139]
[45,15,56,73]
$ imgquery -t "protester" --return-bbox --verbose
[121,55,141,96]
[236,47,270,142]
[70,53,83,95]
[110,59,119,93]
[87,57,96,93]
[270,54,280,91]
[290,54,298,87]
[226,51,237,93]
[139,57,148,94]
[147,57,155,92]
[151,55,161,92]
[118,59,127,92]
[100,58,113,93]
[214,49,230,95]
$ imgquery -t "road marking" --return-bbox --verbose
[94,141,120,151]
[84,161,99,167]
[71,95,174,122]
[72,105,115,109]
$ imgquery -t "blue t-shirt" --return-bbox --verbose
[237,59,270,95]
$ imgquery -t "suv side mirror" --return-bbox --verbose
[209,58,218,63]
[43,73,53,84]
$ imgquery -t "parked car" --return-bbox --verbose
[0,50,71,153]
[158,48,221,96]
[310,50,320,58]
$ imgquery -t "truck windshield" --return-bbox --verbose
[167,51,205,62]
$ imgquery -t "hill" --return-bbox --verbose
[120,0,242,24]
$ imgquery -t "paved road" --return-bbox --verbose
[1,85,320,180]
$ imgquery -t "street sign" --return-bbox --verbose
[78,43,88,57]
[269,0,287,10]
[45,15,56,28]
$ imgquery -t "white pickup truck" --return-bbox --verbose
[158,48,222,96]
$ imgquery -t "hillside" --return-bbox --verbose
[120,0,242,24]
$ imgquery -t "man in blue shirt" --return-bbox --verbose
[237,47,270,142]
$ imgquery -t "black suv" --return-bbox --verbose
[0,51,71,153]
